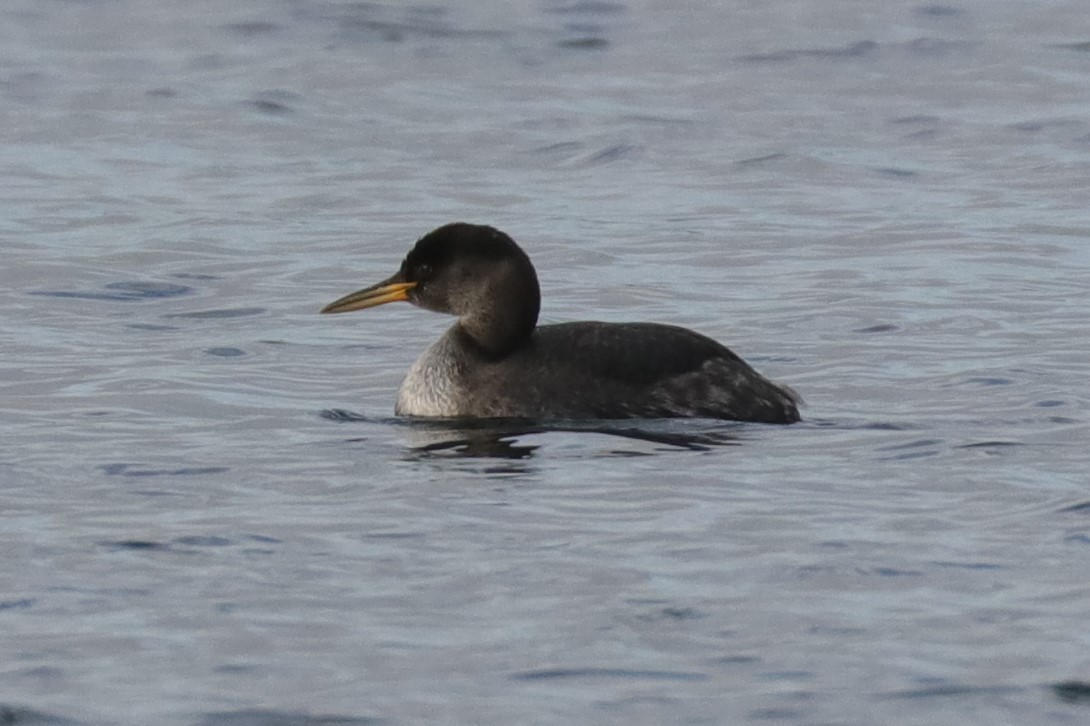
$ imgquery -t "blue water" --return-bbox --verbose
[3,1,1090,724]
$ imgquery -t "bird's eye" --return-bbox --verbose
[417,263,433,278]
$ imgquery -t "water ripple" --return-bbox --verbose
[511,667,709,682]
[197,709,383,726]
[28,281,193,302]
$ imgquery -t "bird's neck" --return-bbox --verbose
[457,283,540,358]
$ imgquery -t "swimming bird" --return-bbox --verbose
[321,223,800,423]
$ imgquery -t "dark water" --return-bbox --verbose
[2,1,1089,724]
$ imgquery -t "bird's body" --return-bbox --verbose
[322,223,800,424]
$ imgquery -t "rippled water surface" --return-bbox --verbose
[3,1,1090,724]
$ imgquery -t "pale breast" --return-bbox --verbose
[394,334,465,417]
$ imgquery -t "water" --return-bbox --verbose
[2,1,1089,724]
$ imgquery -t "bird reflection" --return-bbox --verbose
[320,409,741,458]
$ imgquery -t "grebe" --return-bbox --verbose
[321,223,800,423]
